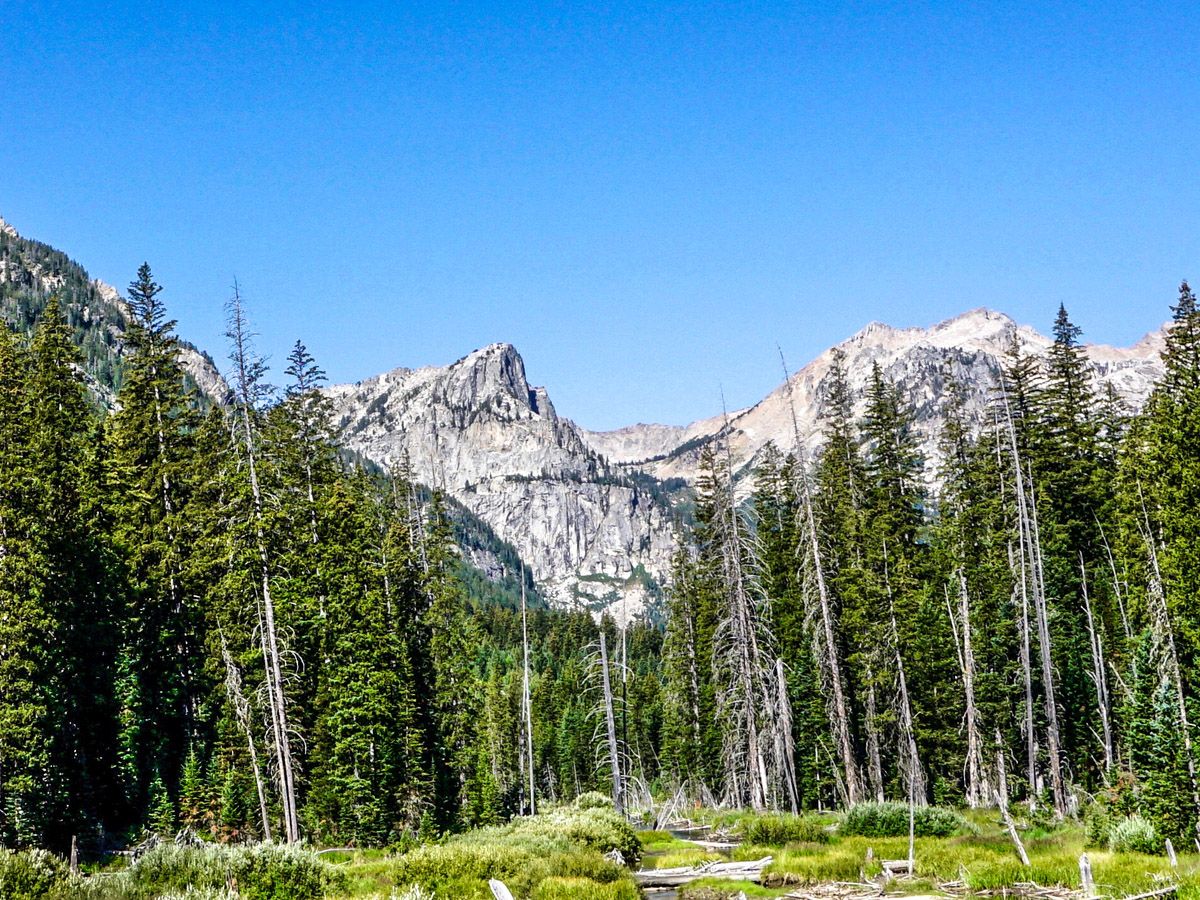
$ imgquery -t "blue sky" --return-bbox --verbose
[2,1,1197,429]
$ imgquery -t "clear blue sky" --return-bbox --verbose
[2,1,1197,430]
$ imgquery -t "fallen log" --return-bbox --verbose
[636,855,773,887]
[1119,887,1178,900]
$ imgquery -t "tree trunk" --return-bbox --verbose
[1025,473,1065,816]
[780,350,860,805]
[599,632,624,815]
[228,286,300,843]
[949,572,986,807]
[1079,555,1114,773]
[865,674,885,802]
[220,630,272,842]
[520,572,536,815]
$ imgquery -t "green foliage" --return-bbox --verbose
[1108,814,1161,855]
[388,806,640,898]
[119,843,339,900]
[738,813,829,846]
[572,792,614,811]
[0,849,69,899]
[840,802,967,838]
[531,876,641,900]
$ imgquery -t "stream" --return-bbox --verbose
[639,826,734,900]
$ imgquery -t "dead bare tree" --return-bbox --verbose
[226,284,300,842]
[1078,555,1114,773]
[599,631,624,815]
[219,629,271,841]
[946,572,987,807]
[774,658,799,813]
[864,671,885,803]
[1025,472,1065,815]
[709,437,773,809]
[520,568,536,815]
[1001,386,1063,816]
[883,540,926,806]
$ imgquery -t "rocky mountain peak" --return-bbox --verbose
[443,342,552,421]
[0,215,18,239]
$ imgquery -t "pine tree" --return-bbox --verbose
[0,323,59,846]
[28,297,124,845]
[109,264,203,822]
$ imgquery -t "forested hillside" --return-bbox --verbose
[661,287,1200,844]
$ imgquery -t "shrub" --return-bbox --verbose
[0,849,70,899]
[573,792,615,811]
[1108,814,1161,855]
[389,806,641,898]
[841,802,966,838]
[1084,801,1114,848]
[125,842,338,900]
[739,814,829,846]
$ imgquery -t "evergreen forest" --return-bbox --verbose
[3,257,1200,864]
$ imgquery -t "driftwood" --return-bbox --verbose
[782,883,884,900]
[881,859,913,877]
[1079,853,1093,898]
[1120,887,1178,900]
[636,855,773,887]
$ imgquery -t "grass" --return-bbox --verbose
[30,804,1200,899]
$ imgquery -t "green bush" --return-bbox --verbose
[0,849,69,899]
[1084,801,1114,848]
[124,842,338,900]
[1108,814,1161,855]
[739,814,829,846]
[389,806,641,898]
[841,802,966,838]
[573,792,615,811]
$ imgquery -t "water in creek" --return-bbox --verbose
[638,826,734,900]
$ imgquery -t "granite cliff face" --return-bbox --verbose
[325,343,678,621]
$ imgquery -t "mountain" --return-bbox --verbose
[584,308,1165,487]
[330,309,1165,622]
[0,215,554,613]
[0,215,226,404]
[326,343,680,621]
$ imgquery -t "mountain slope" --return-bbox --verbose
[329,309,1165,621]
[585,308,1165,486]
[0,215,226,404]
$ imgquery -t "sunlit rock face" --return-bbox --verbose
[326,343,676,623]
